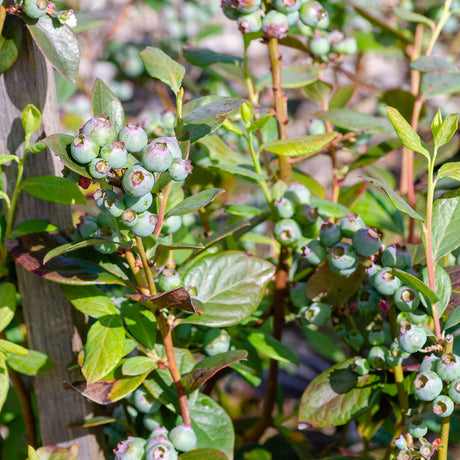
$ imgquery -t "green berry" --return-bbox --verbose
[133,388,161,414]
[406,414,428,439]
[433,395,454,417]
[130,211,157,237]
[162,215,182,234]
[168,159,193,181]
[385,342,405,367]
[394,286,420,312]
[352,227,381,257]
[80,116,117,147]
[124,192,153,213]
[203,329,231,356]
[448,380,460,404]
[309,35,330,57]
[301,239,327,265]
[368,324,385,346]
[319,222,342,247]
[100,140,128,169]
[70,134,99,165]
[113,436,147,460]
[346,330,364,350]
[371,267,402,296]
[169,424,197,452]
[122,164,154,197]
[104,194,125,218]
[367,345,386,369]
[119,122,148,153]
[398,323,426,354]
[273,218,302,247]
[300,302,331,326]
[78,215,98,239]
[121,209,138,227]
[274,0,301,14]
[94,188,107,210]
[262,10,289,39]
[352,357,370,376]
[88,158,110,179]
[413,371,443,401]
[328,242,358,273]
[340,213,365,239]
[295,205,318,226]
[275,197,295,219]
[158,269,182,291]
[435,353,460,381]
[357,287,382,316]
[419,354,440,373]
[23,0,48,19]
[284,182,311,205]
[236,0,261,14]
[290,282,309,308]
[381,243,411,269]
[238,12,262,33]
[299,1,328,28]
[94,227,118,254]
[307,118,326,135]
[222,0,241,20]
[142,140,173,172]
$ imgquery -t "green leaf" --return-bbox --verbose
[25,15,79,84]
[22,104,41,138]
[182,98,245,125]
[411,56,458,73]
[82,316,126,383]
[26,141,46,154]
[0,282,16,333]
[349,138,401,171]
[363,175,424,221]
[431,189,460,261]
[391,269,439,305]
[248,114,274,132]
[445,306,460,330]
[42,134,91,178]
[432,108,443,139]
[382,89,424,125]
[256,64,319,90]
[434,113,459,150]
[246,331,299,366]
[310,197,349,218]
[60,285,119,318]
[329,85,355,109]
[386,106,431,160]
[301,327,346,362]
[393,7,435,28]
[436,162,460,183]
[208,164,266,183]
[224,204,265,217]
[0,339,28,356]
[122,304,157,351]
[141,46,185,95]
[21,176,85,205]
[299,359,381,428]
[182,251,275,327]
[0,355,7,412]
[0,154,19,166]
[199,134,252,166]
[421,265,452,319]
[167,189,224,217]
[303,80,332,107]
[179,449,228,460]
[91,79,125,132]
[183,48,241,67]
[122,356,156,376]
[315,108,393,134]
[7,349,53,375]
[181,350,248,392]
[27,446,40,460]
[189,393,235,458]
[422,73,460,98]
[261,133,337,157]
[0,15,22,74]
[202,219,252,248]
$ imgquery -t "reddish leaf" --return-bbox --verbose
[126,287,199,313]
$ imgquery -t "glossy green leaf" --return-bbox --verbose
[0,15,22,74]
[421,265,452,319]
[434,113,459,149]
[179,449,228,460]
[60,285,119,318]
[391,269,439,305]
[0,154,19,166]
[208,164,266,183]
[256,64,319,90]
[224,204,265,217]
[432,108,443,140]
[183,48,241,67]
[91,79,125,132]
[386,106,431,160]
[329,85,355,109]
[22,104,41,138]
[122,356,156,376]
[431,189,460,261]
[246,331,299,366]
[28,140,48,154]
[363,176,424,221]
[167,189,225,217]
[445,305,460,330]
[182,98,245,125]
[27,446,40,460]
[349,138,401,171]
[315,108,392,134]
[122,304,157,351]
[10,220,59,238]
[261,133,337,157]
[141,46,185,95]
[303,80,332,107]
[199,134,252,166]
[393,7,435,28]
[310,197,349,218]
[183,251,275,327]
[82,316,126,383]
[189,393,235,457]
[42,134,91,178]
[422,73,460,98]
[26,15,79,84]
[436,162,460,183]
[0,340,28,356]
[0,355,7,412]
[0,282,16,332]
[299,359,381,428]
[68,415,117,428]
[181,350,248,392]
[7,349,53,375]
[21,176,85,205]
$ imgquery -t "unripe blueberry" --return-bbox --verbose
[203,329,231,356]
[300,239,327,265]
[328,242,358,272]
[94,188,107,210]
[274,0,301,14]
[80,116,117,147]
[307,118,326,136]
[273,218,302,247]
[357,288,381,316]
[394,286,420,312]
[299,1,328,28]
[143,414,161,431]
[351,357,370,376]
[100,140,128,169]
[237,12,262,33]
[94,227,118,254]
[346,330,364,350]
[365,263,382,279]
[290,282,309,308]
[309,35,330,57]
[295,205,318,226]
[133,388,162,414]
[334,37,358,55]
[121,209,138,227]
[368,324,385,346]
[300,302,331,326]
[23,0,48,19]
[284,182,311,205]
[286,10,300,25]
[236,0,261,14]
[340,213,366,239]
[221,0,241,20]
[352,227,381,257]
[367,345,386,369]
[162,215,182,234]
[154,137,182,159]
[419,353,440,373]
[145,438,178,460]
[142,140,173,172]
[274,197,295,219]
[433,395,454,417]
[119,122,148,153]
[124,192,153,213]
[78,215,99,239]
[169,424,197,452]
[385,343,404,367]
[406,414,428,439]
[131,211,157,237]
[113,436,147,460]
[104,194,125,218]
[70,134,99,165]
[448,380,460,404]
[435,353,460,381]
[262,10,289,39]
[122,164,154,197]
[168,159,193,181]
[96,210,117,228]
[319,222,342,247]
[334,323,347,338]
[413,371,443,401]
[88,158,110,180]
[381,243,411,269]
[398,323,426,354]
[158,269,182,292]
[371,267,402,296]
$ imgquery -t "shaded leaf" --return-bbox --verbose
[183,98,245,125]
[91,79,125,132]
[392,269,439,305]
[198,134,252,166]
[411,56,458,73]
[122,356,156,376]
[315,109,392,134]
[10,220,59,238]
[183,48,241,67]
[0,15,22,74]
[182,251,275,326]
[122,304,157,351]
[68,416,117,428]
[421,265,452,319]
[262,133,336,157]
[155,243,204,259]
[329,85,355,109]
[181,350,248,392]
[126,287,198,314]
[299,359,381,428]
[141,46,185,95]
[349,138,401,171]
[25,15,79,83]
[179,449,228,460]
[22,176,86,205]
[7,350,53,375]
[0,282,16,332]
[393,7,435,28]
[202,219,252,248]
[167,189,225,217]
[422,73,460,98]
[224,204,265,217]
[208,164,266,183]
[310,197,349,218]
[445,305,460,331]
[246,331,299,366]
[382,89,424,124]
[60,285,119,318]
[0,355,7,412]
[303,80,332,107]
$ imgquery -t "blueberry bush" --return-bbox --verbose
[2,1,460,459]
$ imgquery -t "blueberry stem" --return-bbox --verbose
[153,183,171,238]
[439,336,453,460]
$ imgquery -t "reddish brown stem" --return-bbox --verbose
[153,183,171,238]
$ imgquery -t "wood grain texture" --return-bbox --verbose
[0,29,104,458]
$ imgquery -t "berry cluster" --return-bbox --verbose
[221,0,357,61]
[22,0,77,27]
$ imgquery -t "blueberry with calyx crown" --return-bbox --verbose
[104,194,125,218]
[300,301,331,326]
[23,0,48,19]
[381,243,411,269]
[433,395,454,417]
[158,269,182,292]
[295,204,318,226]
[352,227,381,257]
[340,213,365,239]
[262,10,289,39]
[88,158,110,179]
[284,182,311,205]
[398,322,426,354]
[274,0,302,14]
[394,286,420,312]
[203,329,231,356]
[142,140,173,172]
[119,122,148,153]
[328,242,358,272]
[309,34,330,57]
[406,414,428,439]
[169,424,197,452]
[371,267,402,296]
[168,159,193,181]
[301,239,326,265]
[80,115,117,147]
[121,209,138,227]
[238,12,262,33]
[274,197,295,219]
[162,215,182,234]
[131,211,157,237]
[70,134,99,165]
[122,164,154,197]
[448,380,460,404]
[299,0,329,28]
[113,436,147,460]
[100,140,128,169]
[357,287,381,315]
[367,345,386,369]
[124,192,153,213]
[435,352,460,381]
[319,222,342,247]
[273,218,302,247]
